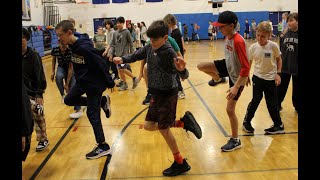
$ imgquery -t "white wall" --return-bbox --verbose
[38,0,297,35]
[22,0,44,26]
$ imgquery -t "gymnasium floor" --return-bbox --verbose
[22,39,298,180]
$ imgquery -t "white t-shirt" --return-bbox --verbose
[249,41,281,80]
[208,24,213,33]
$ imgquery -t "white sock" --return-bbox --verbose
[232,137,239,142]
[214,78,221,82]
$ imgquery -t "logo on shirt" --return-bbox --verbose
[264,53,271,58]
[226,44,233,51]
[71,54,85,64]
[116,34,122,43]
[286,44,294,52]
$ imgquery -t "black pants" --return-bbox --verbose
[244,75,282,126]
[22,135,31,161]
[277,72,299,111]
[64,83,107,144]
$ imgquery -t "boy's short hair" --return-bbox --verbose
[163,14,177,25]
[22,27,30,41]
[68,18,75,25]
[212,10,238,28]
[104,19,114,28]
[55,20,75,33]
[256,21,272,34]
[116,16,125,24]
[287,12,298,22]
[146,20,168,39]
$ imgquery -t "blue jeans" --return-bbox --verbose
[55,66,81,111]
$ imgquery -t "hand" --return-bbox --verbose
[275,74,281,86]
[102,51,107,57]
[174,57,186,72]
[64,83,69,93]
[226,86,239,100]
[35,97,44,105]
[51,72,55,82]
[246,76,251,86]
[109,56,113,62]
[22,136,26,151]
[183,48,186,54]
[113,57,123,64]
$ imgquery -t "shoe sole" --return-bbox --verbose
[86,149,111,160]
[242,125,254,133]
[163,166,191,176]
[221,145,242,152]
[208,78,227,87]
[264,130,285,135]
[185,111,202,139]
[178,96,185,99]
[36,142,50,152]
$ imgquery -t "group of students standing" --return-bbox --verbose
[198,10,298,151]
[22,10,298,177]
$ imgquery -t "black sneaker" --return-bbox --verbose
[264,124,285,134]
[180,111,202,139]
[208,77,227,86]
[221,138,242,152]
[36,140,49,151]
[242,121,255,133]
[162,159,191,176]
[101,95,111,118]
[142,94,151,105]
[86,143,111,159]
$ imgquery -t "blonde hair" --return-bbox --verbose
[163,14,177,25]
[256,21,272,34]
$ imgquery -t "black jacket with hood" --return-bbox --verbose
[22,47,47,98]
[69,34,115,91]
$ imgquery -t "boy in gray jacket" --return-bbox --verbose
[108,16,138,90]
[113,20,202,177]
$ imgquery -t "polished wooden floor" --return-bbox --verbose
[22,39,298,180]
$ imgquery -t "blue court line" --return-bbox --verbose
[100,107,148,180]
[106,167,297,179]
[187,79,229,137]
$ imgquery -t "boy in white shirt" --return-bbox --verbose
[242,21,285,134]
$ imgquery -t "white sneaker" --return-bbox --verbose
[178,91,186,99]
[69,111,83,119]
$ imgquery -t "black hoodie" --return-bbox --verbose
[69,35,115,90]
[22,47,47,98]
[281,29,298,75]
